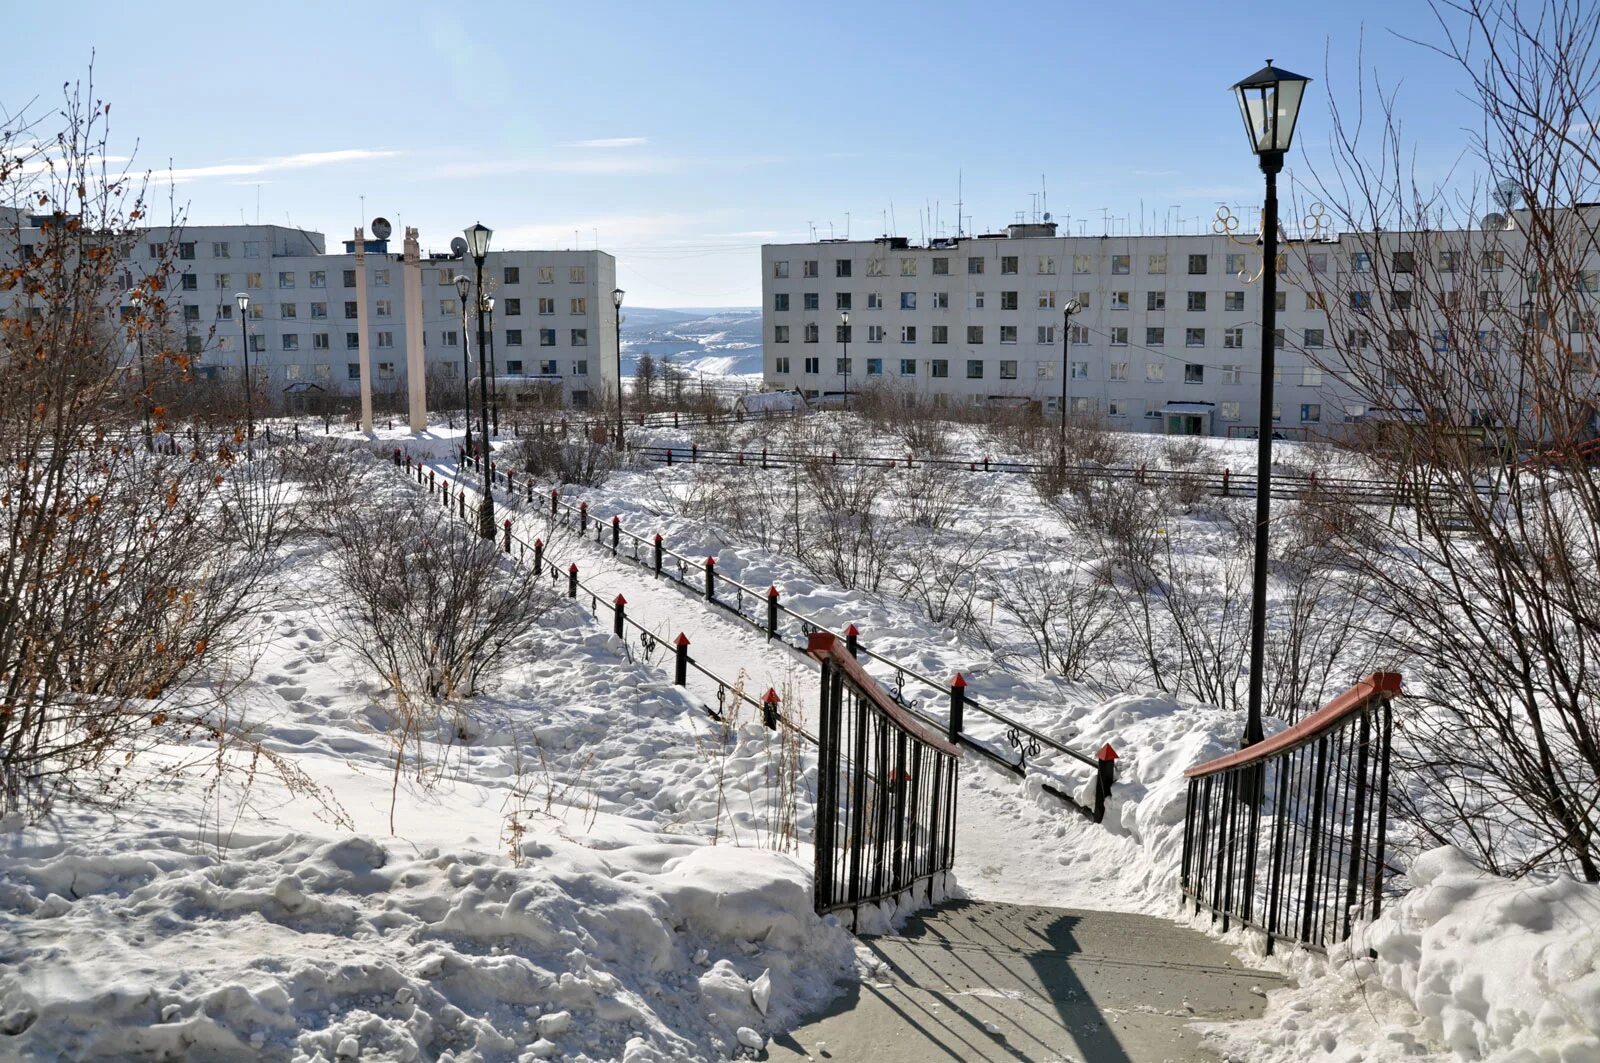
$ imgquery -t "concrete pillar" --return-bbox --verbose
[353,227,374,433]
[403,227,427,432]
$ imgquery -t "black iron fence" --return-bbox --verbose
[448,449,1119,822]
[809,630,960,925]
[1180,672,1401,954]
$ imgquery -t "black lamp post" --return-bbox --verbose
[1059,298,1083,466]
[465,222,495,539]
[129,288,153,451]
[234,291,254,441]
[454,274,473,457]
[611,287,625,451]
[840,310,850,409]
[1232,59,1311,747]
[486,294,499,437]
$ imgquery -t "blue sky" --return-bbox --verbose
[10,0,1483,307]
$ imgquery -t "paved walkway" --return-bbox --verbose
[768,900,1283,1063]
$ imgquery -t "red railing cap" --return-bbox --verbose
[1097,743,1119,762]
[951,672,967,689]
[614,594,626,606]
[1184,672,1402,779]
[674,631,690,647]
[767,584,779,597]
[845,623,860,637]
[612,514,620,524]
[568,563,578,574]
[763,687,779,704]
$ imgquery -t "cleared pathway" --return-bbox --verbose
[769,900,1283,1063]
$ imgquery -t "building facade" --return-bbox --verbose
[760,219,1599,437]
[1,212,618,412]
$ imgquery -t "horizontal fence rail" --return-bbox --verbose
[810,631,960,924]
[1180,672,1401,955]
[449,450,1119,822]
[390,449,815,745]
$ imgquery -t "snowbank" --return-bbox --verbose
[1207,847,1600,1062]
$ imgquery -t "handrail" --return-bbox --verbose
[1185,672,1403,778]
[456,451,1102,773]
[806,632,961,756]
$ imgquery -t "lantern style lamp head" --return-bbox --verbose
[840,310,849,326]
[485,295,495,313]
[1062,298,1083,316]
[454,274,470,301]
[463,222,493,261]
[611,287,625,309]
[235,292,250,313]
[1232,60,1310,172]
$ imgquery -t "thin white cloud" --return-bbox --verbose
[161,148,401,182]
[557,136,648,149]
[430,154,673,179]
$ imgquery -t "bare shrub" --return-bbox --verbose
[988,554,1118,683]
[514,435,613,487]
[794,457,898,591]
[892,536,997,632]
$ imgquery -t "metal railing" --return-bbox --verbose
[451,449,1119,821]
[391,449,814,744]
[809,630,960,925]
[1180,672,1401,954]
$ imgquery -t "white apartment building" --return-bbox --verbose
[761,219,1600,437]
[0,212,618,411]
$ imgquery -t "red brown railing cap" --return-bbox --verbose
[806,632,961,757]
[1184,672,1402,779]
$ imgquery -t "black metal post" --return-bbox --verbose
[845,624,859,659]
[461,298,473,457]
[614,300,625,452]
[611,515,620,554]
[653,533,663,577]
[1244,155,1282,748]
[673,633,689,685]
[947,673,966,744]
[567,562,578,599]
[613,594,626,639]
[237,307,254,441]
[704,556,716,600]
[488,301,499,437]
[842,325,850,410]
[766,586,779,640]
[473,255,494,538]
[533,537,543,573]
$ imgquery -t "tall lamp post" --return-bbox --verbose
[840,310,851,409]
[234,292,255,441]
[464,222,495,539]
[1232,60,1310,747]
[1059,298,1083,466]
[128,288,153,451]
[486,294,499,437]
[454,274,474,457]
[611,287,625,450]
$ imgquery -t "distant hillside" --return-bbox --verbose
[621,307,762,380]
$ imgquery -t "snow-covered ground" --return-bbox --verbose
[4,420,1596,1063]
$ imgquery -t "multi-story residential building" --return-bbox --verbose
[0,212,618,411]
[760,218,1600,437]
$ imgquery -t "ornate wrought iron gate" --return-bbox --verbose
[808,631,960,926]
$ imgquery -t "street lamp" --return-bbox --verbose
[611,287,625,450]
[464,221,495,539]
[840,310,851,409]
[1059,298,1084,467]
[234,291,254,441]
[128,288,153,451]
[486,294,498,437]
[1232,59,1310,748]
[455,274,473,455]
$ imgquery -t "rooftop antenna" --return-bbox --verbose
[845,211,850,239]
[1042,174,1048,223]
[256,184,262,225]
[890,201,898,238]
[956,169,964,238]
[1100,207,1110,236]
[1139,198,1145,236]
[1029,193,1039,223]
[829,221,835,240]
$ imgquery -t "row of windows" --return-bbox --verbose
[772,322,1329,348]
[431,266,589,286]
[775,252,1239,279]
[207,359,588,381]
[774,290,1311,313]
[772,355,1326,387]
[216,329,591,351]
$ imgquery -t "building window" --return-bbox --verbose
[900,257,917,276]
[1224,291,1245,311]
[1351,252,1372,273]
[569,266,587,283]
[345,333,360,350]
[774,356,791,374]
[1107,254,1130,275]
[1110,291,1130,311]
[866,357,883,375]
[836,292,853,311]
[804,323,819,343]
[999,291,1018,311]
[1301,367,1323,387]
[928,291,947,310]
[375,299,393,317]
[503,266,520,284]
[802,260,819,278]
[1220,400,1241,421]
[774,325,790,343]
[1393,251,1416,273]
[868,325,885,343]
[504,359,524,375]
[897,291,915,311]
[1184,363,1204,385]
[1146,326,1165,346]
[539,329,556,346]
[1187,254,1208,275]
[1070,325,1090,344]
[504,298,522,316]
[1108,399,1128,418]
[1388,290,1413,311]
[932,258,949,275]
[1108,326,1129,345]
[1146,362,1166,382]
[930,325,948,344]
[310,302,327,319]
[312,333,330,350]
[1186,327,1205,347]
[966,359,984,379]
[277,271,294,289]
[1145,254,1166,275]
[772,260,790,279]
[998,359,1017,380]
[1109,361,1129,381]
[538,297,556,315]
[212,241,231,258]
[803,356,819,374]
[901,325,917,343]
[966,325,985,345]
[1069,360,1089,380]
[215,273,232,290]
[538,267,555,283]
[1304,328,1325,348]
[867,258,885,277]
[973,291,986,309]
[835,357,852,375]
[181,304,200,322]
[571,329,587,346]
[245,271,263,289]
[1147,291,1166,311]
[280,303,297,319]
[1307,291,1325,310]
[443,330,458,347]
[377,361,395,380]
[900,358,917,375]
[1037,325,1056,344]
[1187,291,1207,312]
[931,359,949,378]
[506,329,523,346]
[571,297,588,315]
[347,363,361,380]
[344,301,359,319]
[835,324,852,343]
[180,273,198,291]
[1000,256,1019,275]
[1072,254,1093,274]
[376,331,394,348]
[1224,327,1244,348]
[967,257,985,275]
[1221,364,1242,384]
[1301,403,1322,422]
[1351,291,1371,310]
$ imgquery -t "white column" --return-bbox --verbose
[353,227,374,433]
[403,227,427,432]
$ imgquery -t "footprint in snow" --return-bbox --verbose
[275,686,308,702]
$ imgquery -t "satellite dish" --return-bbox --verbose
[370,217,392,240]
[1481,212,1508,231]
[1043,212,1053,222]
[1493,178,1521,211]
[450,236,468,258]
